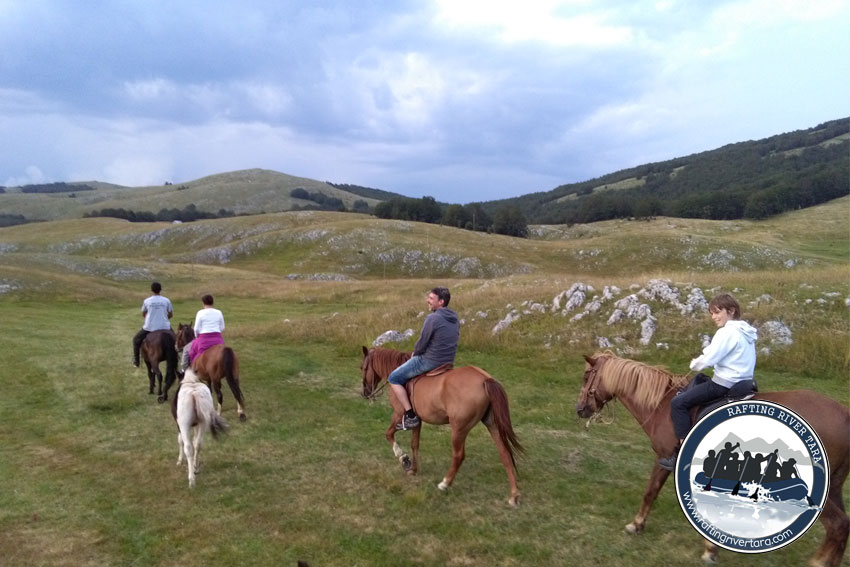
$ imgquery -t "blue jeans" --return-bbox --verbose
[388,356,439,386]
[671,378,729,439]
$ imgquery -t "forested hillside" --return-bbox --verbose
[482,117,849,224]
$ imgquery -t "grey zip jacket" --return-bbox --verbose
[414,307,460,366]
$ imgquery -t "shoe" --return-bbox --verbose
[396,413,421,430]
[658,448,679,471]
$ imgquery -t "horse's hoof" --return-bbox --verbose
[700,551,717,564]
[625,522,643,535]
[508,495,520,508]
[239,414,247,422]
[401,455,412,471]
[437,480,449,491]
[157,396,166,404]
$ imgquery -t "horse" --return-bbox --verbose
[360,346,523,507]
[575,351,850,567]
[176,323,246,422]
[174,368,228,487]
[139,329,178,403]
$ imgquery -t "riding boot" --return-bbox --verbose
[658,444,681,471]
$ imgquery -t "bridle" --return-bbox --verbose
[362,355,387,401]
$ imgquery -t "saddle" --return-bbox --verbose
[683,373,759,424]
[404,364,454,405]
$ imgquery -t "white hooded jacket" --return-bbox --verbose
[690,319,758,388]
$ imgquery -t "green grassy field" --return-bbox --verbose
[0,198,847,566]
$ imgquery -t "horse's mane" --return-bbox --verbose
[594,351,688,411]
[371,348,412,378]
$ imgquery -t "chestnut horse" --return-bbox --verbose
[575,351,849,567]
[176,323,246,422]
[140,329,178,403]
[360,347,523,507]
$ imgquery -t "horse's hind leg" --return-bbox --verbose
[627,463,670,535]
[146,364,155,394]
[438,422,473,492]
[213,381,224,415]
[484,421,520,507]
[811,474,849,567]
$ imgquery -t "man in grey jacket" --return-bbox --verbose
[389,286,460,430]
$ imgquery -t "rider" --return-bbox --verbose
[658,293,758,471]
[132,281,173,367]
[389,286,459,430]
[181,294,225,372]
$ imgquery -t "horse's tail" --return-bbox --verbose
[208,412,229,439]
[222,347,245,408]
[483,378,524,469]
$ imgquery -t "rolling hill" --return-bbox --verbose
[0,118,847,225]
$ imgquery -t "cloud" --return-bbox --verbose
[0,1,848,202]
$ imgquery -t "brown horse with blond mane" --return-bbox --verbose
[576,351,849,567]
[360,347,523,507]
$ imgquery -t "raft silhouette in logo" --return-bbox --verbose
[674,400,829,553]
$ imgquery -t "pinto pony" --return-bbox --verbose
[575,351,850,567]
[176,323,246,422]
[360,347,523,507]
[174,369,228,488]
[140,329,178,403]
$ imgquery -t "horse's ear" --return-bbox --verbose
[362,345,369,357]
[583,354,596,365]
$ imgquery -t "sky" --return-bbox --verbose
[2,1,848,204]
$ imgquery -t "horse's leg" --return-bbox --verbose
[484,422,521,507]
[811,474,849,567]
[410,426,421,476]
[146,363,155,394]
[626,463,670,534]
[213,380,224,415]
[437,421,473,492]
[192,424,204,474]
[224,376,246,422]
[702,541,719,564]
[176,431,185,466]
[181,427,195,488]
[385,415,413,472]
[155,367,164,400]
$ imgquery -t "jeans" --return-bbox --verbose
[670,378,729,439]
[387,355,439,386]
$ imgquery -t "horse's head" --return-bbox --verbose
[176,323,195,350]
[360,346,384,400]
[576,354,613,419]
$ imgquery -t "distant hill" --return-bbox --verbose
[483,117,849,224]
[1,118,847,225]
[0,169,405,223]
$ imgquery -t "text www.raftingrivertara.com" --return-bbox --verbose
[682,491,794,549]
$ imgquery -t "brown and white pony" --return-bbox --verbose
[360,347,523,507]
[576,351,849,567]
[174,369,228,488]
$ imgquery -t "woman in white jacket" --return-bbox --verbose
[658,293,758,471]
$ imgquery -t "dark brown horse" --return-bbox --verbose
[176,323,246,422]
[140,329,178,403]
[360,347,523,507]
[575,351,849,567]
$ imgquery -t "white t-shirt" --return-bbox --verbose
[142,295,173,331]
[194,307,225,335]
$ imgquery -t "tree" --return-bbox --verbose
[492,206,528,237]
